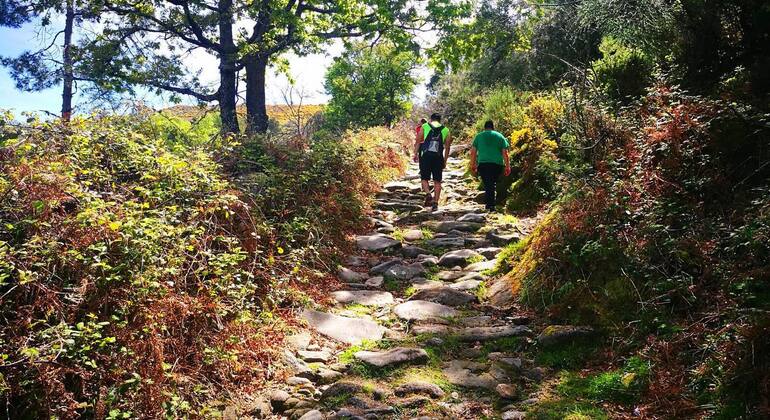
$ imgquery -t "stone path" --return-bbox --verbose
[270,157,551,420]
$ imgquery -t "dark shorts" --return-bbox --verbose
[419,152,444,182]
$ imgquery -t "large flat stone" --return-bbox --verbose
[356,234,401,252]
[457,213,486,223]
[425,237,465,248]
[354,347,429,368]
[438,249,484,267]
[434,221,484,234]
[455,325,531,342]
[331,290,394,306]
[443,360,498,390]
[302,310,386,345]
[393,300,458,321]
[450,279,483,291]
[409,287,477,306]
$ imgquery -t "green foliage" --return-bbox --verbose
[591,37,654,104]
[324,42,419,129]
[557,357,651,404]
[146,112,221,150]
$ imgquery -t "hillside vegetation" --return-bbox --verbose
[1,0,769,418]
[0,112,409,417]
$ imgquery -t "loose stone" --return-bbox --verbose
[297,350,332,363]
[338,267,367,283]
[356,234,401,252]
[394,381,446,398]
[438,249,484,267]
[496,383,517,399]
[537,325,597,347]
[364,276,384,288]
[465,259,497,272]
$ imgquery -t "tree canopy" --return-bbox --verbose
[324,42,418,129]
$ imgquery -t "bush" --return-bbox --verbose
[0,113,406,418]
[592,37,654,104]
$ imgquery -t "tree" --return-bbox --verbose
[88,0,429,135]
[0,0,102,121]
[324,42,418,129]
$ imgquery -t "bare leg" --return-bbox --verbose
[433,181,442,205]
[422,179,430,193]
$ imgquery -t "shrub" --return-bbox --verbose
[592,37,654,104]
[0,113,406,418]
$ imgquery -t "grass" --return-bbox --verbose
[487,239,529,276]
[383,276,402,291]
[344,303,374,316]
[323,392,354,408]
[526,399,608,420]
[338,340,379,364]
[556,357,651,404]
[474,281,488,301]
[421,227,435,240]
[534,342,601,369]
[479,336,525,358]
[467,254,487,264]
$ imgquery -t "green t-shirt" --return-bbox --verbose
[472,130,509,165]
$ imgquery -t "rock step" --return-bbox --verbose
[302,309,386,345]
[353,347,429,368]
[331,290,394,306]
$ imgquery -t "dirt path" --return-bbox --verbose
[269,157,550,420]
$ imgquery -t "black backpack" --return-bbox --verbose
[422,124,445,156]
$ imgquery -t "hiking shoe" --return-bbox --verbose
[424,193,433,207]
[431,203,439,212]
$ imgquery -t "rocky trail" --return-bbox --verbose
[266,157,593,420]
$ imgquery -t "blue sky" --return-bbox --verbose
[0,24,63,114]
[0,20,341,117]
[0,19,430,118]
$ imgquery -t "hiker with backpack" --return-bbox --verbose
[414,113,451,211]
[470,120,511,212]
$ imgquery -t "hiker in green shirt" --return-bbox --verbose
[470,120,511,212]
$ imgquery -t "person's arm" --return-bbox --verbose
[442,132,452,168]
[503,149,511,176]
[470,147,478,175]
[413,126,423,163]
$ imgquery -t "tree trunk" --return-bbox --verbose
[61,0,75,122]
[218,0,239,135]
[245,55,269,134]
